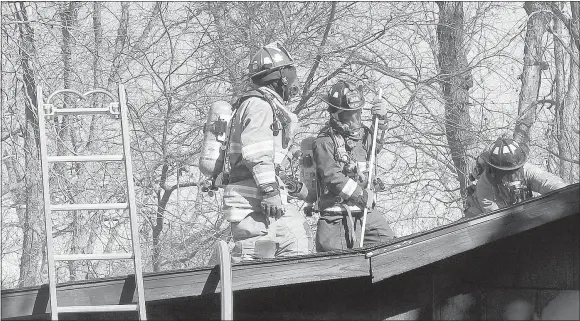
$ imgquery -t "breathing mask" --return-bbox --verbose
[490,168,532,205]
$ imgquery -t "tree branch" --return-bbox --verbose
[301,2,337,96]
[548,2,580,51]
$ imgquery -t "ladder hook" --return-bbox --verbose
[46,89,85,104]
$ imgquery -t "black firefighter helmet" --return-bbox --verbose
[482,138,528,171]
[319,80,366,111]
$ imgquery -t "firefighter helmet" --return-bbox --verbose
[248,41,295,79]
[320,80,366,111]
[483,138,528,171]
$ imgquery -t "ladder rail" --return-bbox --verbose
[38,84,147,320]
[119,84,148,320]
[38,86,60,321]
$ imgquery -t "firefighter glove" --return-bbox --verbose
[288,182,309,200]
[362,188,376,210]
[371,99,388,120]
[261,190,286,220]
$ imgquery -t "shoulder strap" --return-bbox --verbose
[235,89,265,109]
[327,129,349,164]
[236,88,281,119]
[316,125,330,139]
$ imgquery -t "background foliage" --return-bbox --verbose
[2,1,578,288]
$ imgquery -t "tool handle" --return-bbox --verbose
[359,88,382,248]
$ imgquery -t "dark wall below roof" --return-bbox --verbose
[24,214,577,320]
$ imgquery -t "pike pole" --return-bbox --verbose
[359,88,382,248]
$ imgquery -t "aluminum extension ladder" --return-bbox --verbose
[37,84,147,320]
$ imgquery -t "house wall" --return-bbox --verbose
[36,215,579,320]
[432,213,579,320]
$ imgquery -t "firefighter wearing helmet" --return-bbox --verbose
[465,137,568,217]
[313,80,395,251]
[221,41,310,262]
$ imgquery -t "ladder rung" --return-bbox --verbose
[58,304,139,313]
[48,155,124,162]
[51,203,129,211]
[54,253,134,261]
[53,107,111,115]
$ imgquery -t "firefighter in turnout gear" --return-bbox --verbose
[466,137,568,217]
[464,151,488,217]
[313,80,395,251]
[222,41,310,262]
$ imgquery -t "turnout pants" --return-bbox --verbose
[221,177,311,263]
[230,205,311,262]
[316,209,395,252]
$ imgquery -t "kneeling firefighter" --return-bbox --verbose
[313,80,395,252]
[469,137,568,215]
[221,41,310,262]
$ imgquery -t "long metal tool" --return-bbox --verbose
[359,88,382,248]
[38,84,147,320]
[218,240,233,320]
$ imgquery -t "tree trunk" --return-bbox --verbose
[562,2,580,181]
[551,4,572,180]
[152,186,170,272]
[92,2,102,89]
[571,2,580,51]
[58,1,82,281]
[513,2,551,151]
[436,1,473,203]
[559,2,580,181]
[151,163,175,272]
[76,0,103,280]
[107,2,130,87]
[15,2,44,287]
[85,1,102,149]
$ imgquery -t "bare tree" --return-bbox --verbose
[2,1,579,288]
[555,2,579,180]
[12,1,43,287]
[550,2,575,180]
[436,1,474,201]
[559,2,580,180]
[513,2,551,150]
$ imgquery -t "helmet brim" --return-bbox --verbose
[484,160,525,171]
[481,145,526,171]
[319,93,366,111]
[249,63,295,79]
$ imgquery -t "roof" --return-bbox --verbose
[2,183,579,319]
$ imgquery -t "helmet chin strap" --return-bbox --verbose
[280,75,291,101]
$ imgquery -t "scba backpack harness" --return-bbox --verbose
[199,87,296,193]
